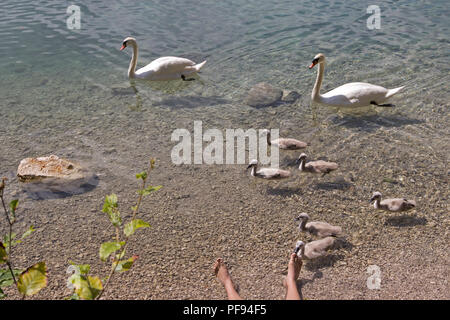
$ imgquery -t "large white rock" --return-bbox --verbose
[17,155,84,182]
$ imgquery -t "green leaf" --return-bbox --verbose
[9,199,18,213]
[0,268,22,286]
[71,275,103,300]
[0,287,5,299]
[102,194,122,227]
[124,219,150,237]
[102,194,118,213]
[21,225,35,240]
[65,293,80,300]
[68,262,90,275]
[17,262,47,296]
[9,199,18,222]
[0,243,7,264]
[77,264,90,275]
[109,210,122,227]
[99,242,124,262]
[115,248,126,260]
[102,194,117,212]
[138,185,162,196]
[115,255,138,272]
[136,171,147,181]
[3,233,17,251]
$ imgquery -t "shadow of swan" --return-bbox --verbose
[315,179,354,191]
[329,114,424,132]
[266,187,302,197]
[304,253,345,272]
[153,95,231,109]
[385,215,427,227]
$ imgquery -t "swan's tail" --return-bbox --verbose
[193,60,207,72]
[386,86,405,99]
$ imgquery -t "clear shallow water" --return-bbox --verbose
[0,0,449,299]
[1,0,448,176]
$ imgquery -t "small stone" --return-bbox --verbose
[281,90,301,103]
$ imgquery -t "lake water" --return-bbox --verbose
[0,0,448,299]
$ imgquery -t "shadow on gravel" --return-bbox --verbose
[266,187,303,197]
[384,215,427,227]
[153,95,230,109]
[330,114,425,133]
[20,174,99,200]
[297,270,323,298]
[315,179,353,191]
[304,253,345,271]
[335,238,353,251]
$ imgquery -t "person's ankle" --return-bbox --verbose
[223,277,235,287]
[285,277,297,287]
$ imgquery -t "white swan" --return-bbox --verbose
[309,53,405,108]
[120,37,206,81]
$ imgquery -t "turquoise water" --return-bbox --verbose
[0,0,449,299]
[1,0,448,178]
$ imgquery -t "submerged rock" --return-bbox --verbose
[17,155,98,200]
[244,82,283,108]
[17,155,83,181]
[244,83,301,108]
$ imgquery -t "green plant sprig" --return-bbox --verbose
[96,158,161,300]
[0,178,45,299]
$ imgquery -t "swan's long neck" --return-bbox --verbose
[312,63,325,103]
[299,219,307,231]
[251,165,257,177]
[373,198,381,209]
[298,159,306,171]
[128,42,138,78]
[300,245,305,259]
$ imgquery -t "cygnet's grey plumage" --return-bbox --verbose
[370,191,416,212]
[294,237,336,260]
[296,153,338,175]
[247,159,291,179]
[295,213,342,238]
[262,129,307,150]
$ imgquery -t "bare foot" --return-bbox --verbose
[213,258,232,286]
[283,253,302,288]
[213,258,243,300]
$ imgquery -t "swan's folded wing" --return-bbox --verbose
[258,168,290,179]
[321,82,389,106]
[308,160,338,171]
[148,56,196,74]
